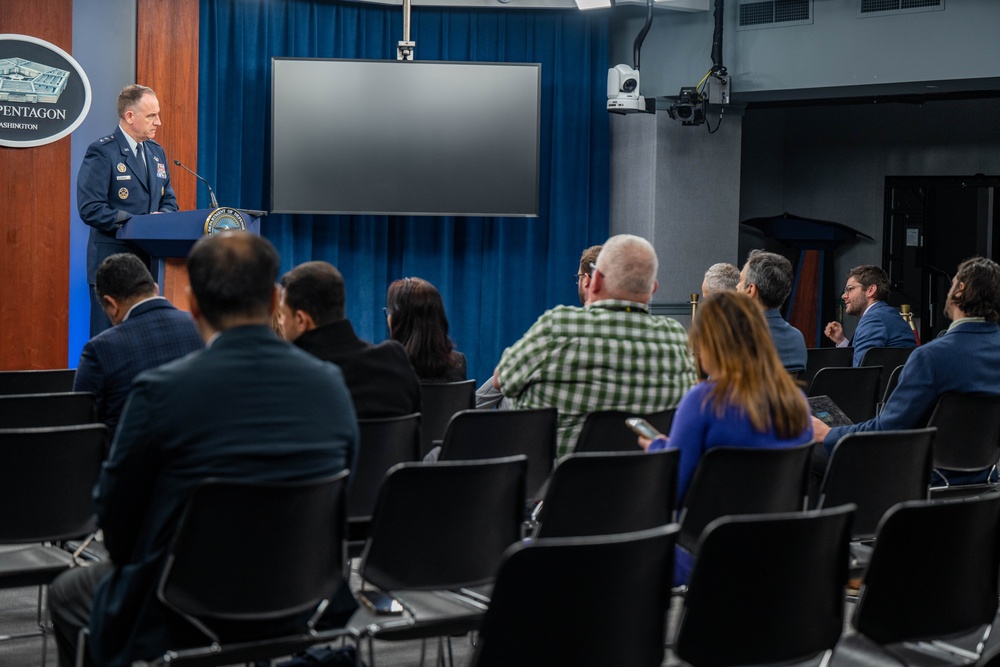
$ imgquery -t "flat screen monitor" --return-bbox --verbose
[271,58,541,217]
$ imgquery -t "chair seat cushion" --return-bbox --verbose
[0,545,76,587]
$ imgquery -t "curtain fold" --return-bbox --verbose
[199,0,610,384]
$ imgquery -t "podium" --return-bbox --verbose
[117,208,261,310]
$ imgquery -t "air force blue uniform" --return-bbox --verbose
[78,126,177,334]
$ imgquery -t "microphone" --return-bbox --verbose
[172,160,219,209]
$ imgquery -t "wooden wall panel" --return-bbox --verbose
[138,0,199,312]
[0,0,73,369]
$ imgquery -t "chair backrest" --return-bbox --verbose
[675,505,855,667]
[158,472,349,624]
[348,413,421,521]
[817,428,934,538]
[439,408,556,502]
[472,524,678,667]
[925,392,1000,472]
[852,494,1000,644]
[361,456,528,591]
[574,409,675,453]
[807,366,882,423]
[534,449,678,538]
[0,424,107,543]
[0,392,96,428]
[880,364,905,409]
[0,369,76,395]
[418,379,475,458]
[801,347,854,390]
[678,443,812,552]
[859,346,916,400]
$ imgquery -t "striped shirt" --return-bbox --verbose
[496,299,697,457]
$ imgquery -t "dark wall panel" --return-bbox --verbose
[0,0,72,369]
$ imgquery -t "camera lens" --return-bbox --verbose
[675,104,693,120]
[622,78,637,93]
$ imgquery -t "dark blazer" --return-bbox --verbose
[765,309,807,374]
[293,319,421,418]
[88,326,359,666]
[78,126,178,283]
[824,320,1000,449]
[73,298,204,434]
[850,300,916,366]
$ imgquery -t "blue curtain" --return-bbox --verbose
[199,0,610,384]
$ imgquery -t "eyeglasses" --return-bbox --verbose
[573,272,588,284]
[382,307,388,318]
[589,262,603,277]
[843,284,861,295]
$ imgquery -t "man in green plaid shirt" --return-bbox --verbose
[494,234,697,457]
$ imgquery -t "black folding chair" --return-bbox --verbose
[0,392,96,428]
[801,347,854,390]
[472,524,678,667]
[674,505,855,667]
[833,494,1000,666]
[878,364,905,413]
[925,392,1000,492]
[349,456,528,667]
[0,369,76,395]
[346,413,422,560]
[808,366,882,424]
[0,424,107,663]
[860,346,916,402]
[438,408,556,503]
[678,443,813,555]
[418,380,475,458]
[533,449,678,538]
[574,409,675,453]
[138,472,355,666]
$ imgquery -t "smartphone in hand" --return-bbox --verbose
[625,417,663,440]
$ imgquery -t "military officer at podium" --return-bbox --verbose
[78,84,177,336]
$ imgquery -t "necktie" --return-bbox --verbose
[137,142,147,172]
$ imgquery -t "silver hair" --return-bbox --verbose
[595,234,658,295]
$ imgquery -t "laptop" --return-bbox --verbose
[808,395,854,427]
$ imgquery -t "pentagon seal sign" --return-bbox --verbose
[204,207,247,236]
[0,34,92,148]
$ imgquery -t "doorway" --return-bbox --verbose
[883,176,999,341]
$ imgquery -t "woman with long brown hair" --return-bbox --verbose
[643,290,812,581]
[385,277,466,382]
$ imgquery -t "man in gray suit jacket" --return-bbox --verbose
[50,233,359,667]
[73,253,203,435]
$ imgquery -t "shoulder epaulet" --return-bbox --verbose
[98,135,114,144]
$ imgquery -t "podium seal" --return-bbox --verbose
[203,207,247,236]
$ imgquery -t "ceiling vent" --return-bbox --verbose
[860,0,943,16]
[738,0,812,31]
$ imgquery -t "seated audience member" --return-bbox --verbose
[475,244,602,410]
[737,249,807,374]
[823,264,916,366]
[701,262,740,297]
[812,256,1000,486]
[73,253,203,434]
[641,291,813,584]
[493,234,697,457]
[385,277,466,382]
[281,261,421,417]
[49,233,360,667]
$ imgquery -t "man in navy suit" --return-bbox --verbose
[49,233,359,667]
[823,265,916,366]
[737,249,807,374]
[812,257,1000,484]
[73,253,203,435]
[78,84,178,337]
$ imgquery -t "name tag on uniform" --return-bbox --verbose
[116,175,131,181]
[157,163,167,179]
